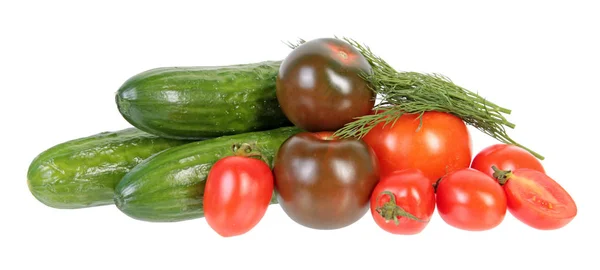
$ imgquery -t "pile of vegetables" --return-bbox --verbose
[27,37,577,237]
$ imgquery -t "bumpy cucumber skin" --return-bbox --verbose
[27,128,188,209]
[114,126,302,222]
[115,61,291,140]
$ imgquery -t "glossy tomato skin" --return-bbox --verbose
[436,168,507,231]
[273,132,380,230]
[501,168,577,230]
[276,38,375,132]
[370,169,436,235]
[471,144,545,178]
[203,156,274,237]
[363,111,472,184]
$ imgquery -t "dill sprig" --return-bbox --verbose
[286,37,543,160]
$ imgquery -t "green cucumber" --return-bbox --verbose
[114,126,302,222]
[27,128,189,209]
[115,60,291,140]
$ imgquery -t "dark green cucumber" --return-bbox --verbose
[115,60,291,140]
[114,126,302,222]
[27,128,189,209]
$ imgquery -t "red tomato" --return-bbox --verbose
[363,111,472,185]
[370,169,436,235]
[471,144,545,178]
[436,168,507,231]
[494,168,577,230]
[203,156,274,237]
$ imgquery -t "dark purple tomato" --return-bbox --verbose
[276,38,375,132]
[273,131,380,230]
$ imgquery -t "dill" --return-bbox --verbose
[286,37,543,160]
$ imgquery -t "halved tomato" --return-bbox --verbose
[494,167,577,230]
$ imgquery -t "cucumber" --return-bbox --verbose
[114,126,302,222]
[27,128,189,209]
[115,60,291,140]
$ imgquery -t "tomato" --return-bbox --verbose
[273,131,380,230]
[436,168,507,231]
[363,111,472,184]
[276,38,375,132]
[370,169,436,235]
[471,144,545,178]
[203,154,274,237]
[494,167,577,230]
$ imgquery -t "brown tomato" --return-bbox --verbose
[273,132,380,230]
[276,38,375,132]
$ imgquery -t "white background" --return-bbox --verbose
[2,1,598,269]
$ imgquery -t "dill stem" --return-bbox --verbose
[284,37,544,160]
[336,37,544,160]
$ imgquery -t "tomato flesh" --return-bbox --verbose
[503,168,577,230]
[203,156,274,237]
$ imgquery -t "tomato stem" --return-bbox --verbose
[432,177,442,193]
[375,191,424,225]
[491,166,513,185]
[231,143,270,165]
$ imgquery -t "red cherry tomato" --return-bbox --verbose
[494,167,577,230]
[436,168,507,231]
[369,169,436,235]
[203,155,274,237]
[471,144,545,178]
[363,111,472,184]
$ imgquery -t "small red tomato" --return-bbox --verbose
[203,155,274,237]
[436,168,507,231]
[370,169,436,235]
[471,144,545,178]
[493,167,577,230]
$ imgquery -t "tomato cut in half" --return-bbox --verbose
[493,167,577,230]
